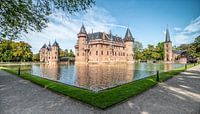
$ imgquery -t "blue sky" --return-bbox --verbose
[23,0,200,53]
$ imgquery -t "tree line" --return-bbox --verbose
[0,40,33,62]
[0,39,75,62]
[134,42,164,61]
[134,35,200,61]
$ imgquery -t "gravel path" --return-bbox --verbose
[0,65,200,114]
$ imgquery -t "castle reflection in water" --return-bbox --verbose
[30,63,182,91]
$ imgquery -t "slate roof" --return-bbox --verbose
[165,28,171,42]
[41,44,47,48]
[87,32,124,43]
[124,28,134,42]
[173,50,187,55]
[52,40,59,47]
[79,25,87,34]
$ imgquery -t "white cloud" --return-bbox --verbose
[174,27,182,31]
[174,16,200,45]
[22,6,118,53]
[184,16,200,33]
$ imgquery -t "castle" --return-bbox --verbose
[39,41,60,63]
[74,25,135,63]
[164,28,187,63]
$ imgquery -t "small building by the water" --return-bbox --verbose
[39,41,60,63]
[163,27,198,63]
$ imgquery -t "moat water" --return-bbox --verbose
[1,63,185,92]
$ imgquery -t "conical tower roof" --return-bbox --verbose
[52,40,59,47]
[79,25,87,34]
[41,44,47,48]
[165,28,171,42]
[124,28,134,42]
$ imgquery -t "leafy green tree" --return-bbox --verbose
[68,49,75,57]
[59,49,68,57]
[32,53,40,62]
[0,0,95,39]
[0,40,33,62]
[135,42,164,61]
[133,41,143,52]
[192,35,200,57]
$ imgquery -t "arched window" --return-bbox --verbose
[96,51,98,55]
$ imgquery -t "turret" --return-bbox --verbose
[75,25,88,63]
[40,44,47,62]
[124,28,134,62]
[164,27,173,62]
[51,40,59,62]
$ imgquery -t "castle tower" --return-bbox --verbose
[51,40,60,63]
[124,28,134,62]
[75,25,87,63]
[40,44,47,62]
[164,27,173,62]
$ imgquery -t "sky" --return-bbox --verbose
[21,0,200,53]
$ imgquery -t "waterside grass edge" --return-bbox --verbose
[0,63,198,109]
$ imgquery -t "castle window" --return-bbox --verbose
[101,44,103,48]
[49,57,50,59]
[77,53,79,56]
[90,52,91,55]
[107,51,109,55]
[96,51,98,55]
[55,52,57,54]
[115,52,116,56]
[166,44,168,47]
[83,53,84,56]
[123,52,125,56]
[101,51,103,55]
[55,57,56,59]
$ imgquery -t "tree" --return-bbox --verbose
[68,49,75,57]
[133,41,143,52]
[134,42,164,61]
[32,53,40,62]
[59,49,67,57]
[0,40,33,62]
[0,0,95,39]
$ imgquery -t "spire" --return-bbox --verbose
[165,27,171,42]
[47,41,51,50]
[48,41,51,47]
[91,29,94,40]
[42,43,47,48]
[109,30,112,40]
[124,28,134,42]
[79,24,87,34]
[53,39,59,47]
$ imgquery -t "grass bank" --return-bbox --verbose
[0,63,198,109]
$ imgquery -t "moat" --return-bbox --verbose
[1,63,184,92]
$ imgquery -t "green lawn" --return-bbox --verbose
[0,63,198,109]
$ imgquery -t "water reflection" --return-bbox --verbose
[32,63,60,80]
[0,62,185,91]
[76,64,135,91]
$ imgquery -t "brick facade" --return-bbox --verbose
[40,41,59,63]
[75,25,135,63]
